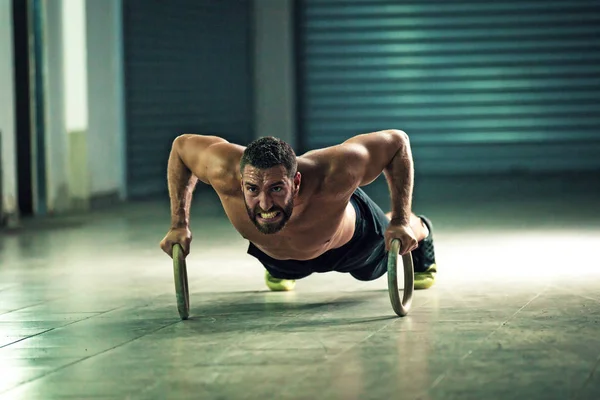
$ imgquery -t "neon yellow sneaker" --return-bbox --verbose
[413,215,437,290]
[265,270,296,291]
[414,264,437,290]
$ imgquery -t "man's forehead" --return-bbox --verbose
[242,165,288,182]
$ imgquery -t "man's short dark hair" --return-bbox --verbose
[240,136,297,178]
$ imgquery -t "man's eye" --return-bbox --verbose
[247,187,257,192]
[272,187,282,193]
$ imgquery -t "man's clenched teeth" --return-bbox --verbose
[259,211,280,219]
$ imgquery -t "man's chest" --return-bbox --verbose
[217,193,353,260]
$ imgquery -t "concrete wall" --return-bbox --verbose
[0,0,18,224]
[253,0,297,148]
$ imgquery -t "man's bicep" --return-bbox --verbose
[342,130,408,185]
[339,144,381,186]
[173,134,229,184]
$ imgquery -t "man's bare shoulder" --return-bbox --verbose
[299,130,407,191]
[176,134,244,188]
[298,143,366,198]
[205,141,245,166]
[299,144,365,170]
[202,142,245,192]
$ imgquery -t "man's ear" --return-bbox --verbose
[293,172,301,195]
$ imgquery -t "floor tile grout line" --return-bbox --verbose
[191,287,384,369]
[546,283,600,304]
[0,290,111,317]
[12,292,279,390]
[0,319,181,397]
[430,373,446,390]
[0,285,19,293]
[0,290,103,316]
[0,307,123,350]
[283,298,433,396]
[134,286,351,390]
[571,353,600,400]
[164,288,339,371]
[183,293,302,368]
[421,287,547,396]
[0,301,55,317]
[0,328,55,350]
[583,354,600,388]
[224,296,433,398]
[325,298,434,364]
[189,287,426,375]
[5,282,425,396]
[462,288,547,360]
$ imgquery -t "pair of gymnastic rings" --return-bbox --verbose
[171,238,413,320]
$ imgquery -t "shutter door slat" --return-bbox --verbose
[299,0,600,174]
[123,0,253,197]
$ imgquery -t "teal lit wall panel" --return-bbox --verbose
[123,0,253,197]
[297,0,600,173]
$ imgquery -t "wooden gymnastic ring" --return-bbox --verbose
[172,244,190,320]
[387,238,414,317]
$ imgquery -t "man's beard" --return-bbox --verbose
[245,199,294,234]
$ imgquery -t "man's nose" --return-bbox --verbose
[258,193,273,211]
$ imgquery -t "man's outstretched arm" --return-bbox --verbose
[343,129,414,222]
[381,131,414,226]
[162,134,228,256]
[341,129,417,254]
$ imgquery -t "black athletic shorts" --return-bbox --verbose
[246,187,390,281]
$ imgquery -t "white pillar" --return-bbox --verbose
[86,0,126,201]
[42,0,126,212]
[44,0,70,213]
[0,0,19,226]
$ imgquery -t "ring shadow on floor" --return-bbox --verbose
[160,290,402,333]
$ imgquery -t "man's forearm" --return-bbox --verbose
[167,144,198,229]
[384,136,414,225]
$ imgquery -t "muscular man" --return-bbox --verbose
[159,130,437,291]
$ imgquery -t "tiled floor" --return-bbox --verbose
[1,175,599,400]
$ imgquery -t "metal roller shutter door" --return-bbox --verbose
[298,0,600,174]
[123,0,253,197]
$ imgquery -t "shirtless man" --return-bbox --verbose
[159,129,437,291]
